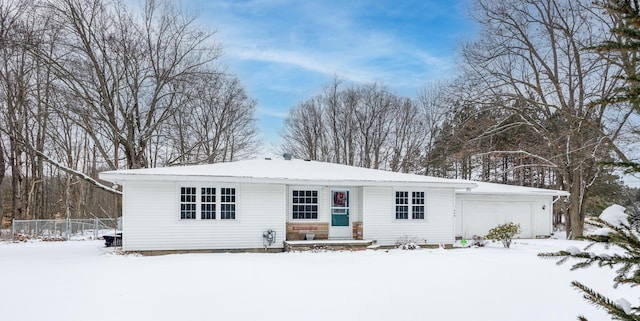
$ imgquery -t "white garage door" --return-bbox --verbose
[460,200,533,238]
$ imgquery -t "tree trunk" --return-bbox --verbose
[0,141,5,227]
[568,173,585,239]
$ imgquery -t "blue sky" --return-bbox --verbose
[183,0,477,148]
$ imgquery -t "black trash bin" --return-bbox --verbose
[103,233,122,247]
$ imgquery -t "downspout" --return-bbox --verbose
[452,190,455,242]
[550,195,562,237]
[361,186,367,242]
[452,189,459,244]
[282,184,287,248]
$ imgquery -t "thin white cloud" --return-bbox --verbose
[227,47,379,84]
[186,0,476,146]
[257,106,289,119]
[195,0,464,89]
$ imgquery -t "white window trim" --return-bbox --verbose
[176,184,238,221]
[393,189,426,221]
[289,187,321,221]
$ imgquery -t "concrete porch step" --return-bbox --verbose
[283,239,374,252]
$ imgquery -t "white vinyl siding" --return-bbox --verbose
[355,187,364,222]
[120,180,459,251]
[121,181,285,251]
[363,187,455,246]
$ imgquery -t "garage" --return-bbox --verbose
[458,200,533,238]
[455,182,568,239]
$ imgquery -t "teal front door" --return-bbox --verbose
[330,190,351,238]
[331,209,349,226]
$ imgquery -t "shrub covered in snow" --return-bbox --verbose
[599,204,628,227]
[396,235,421,250]
[486,222,521,249]
[472,235,487,247]
[456,235,487,248]
[398,243,420,250]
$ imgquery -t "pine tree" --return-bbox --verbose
[593,1,640,173]
[539,207,640,320]
[541,5,640,317]
[593,1,640,106]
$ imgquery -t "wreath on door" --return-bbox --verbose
[334,191,346,206]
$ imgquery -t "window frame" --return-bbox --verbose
[394,189,426,221]
[411,191,425,220]
[219,187,236,220]
[180,187,197,220]
[395,191,409,220]
[177,184,238,221]
[200,187,216,220]
[290,188,320,220]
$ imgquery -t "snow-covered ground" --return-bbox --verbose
[0,238,633,321]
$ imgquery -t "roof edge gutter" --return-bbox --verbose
[99,173,477,189]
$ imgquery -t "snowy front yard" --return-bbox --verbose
[0,239,632,321]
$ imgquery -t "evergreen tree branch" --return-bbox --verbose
[572,281,640,321]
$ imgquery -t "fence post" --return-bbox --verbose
[66,218,70,240]
[11,219,14,242]
[94,218,98,240]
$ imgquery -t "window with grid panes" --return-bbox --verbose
[395,190,425,220]
[180,187,197,219]
[220,188,236,220]
[179,186,235,220]
[395,191,409,219]
[292,190,318,219]
[412,191,425,219]
[201,187,216,219]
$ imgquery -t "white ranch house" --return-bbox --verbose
[99,158,568,252]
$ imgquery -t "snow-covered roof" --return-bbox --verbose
[456,181,569,197]
[99,158,477,188]
[100,159,569,196]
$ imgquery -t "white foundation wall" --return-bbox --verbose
[362,187,456,246]
[121,181,286,251]
[455,194,553,239]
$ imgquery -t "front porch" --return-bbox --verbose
[284,221,369,251]
[286,222,363,241]
[283,239,375,252]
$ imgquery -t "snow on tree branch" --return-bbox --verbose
[30,147,122,195]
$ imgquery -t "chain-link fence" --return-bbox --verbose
[0,228,11,242]
[3,218,120,242]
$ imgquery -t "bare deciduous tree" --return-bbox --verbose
[164,72,259,165]
[40,0,222,169]
[282,96,328,162]
[282,79,433,172]
[415,83,452,175]
[0,0,259,226]
[460,0,632,238]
